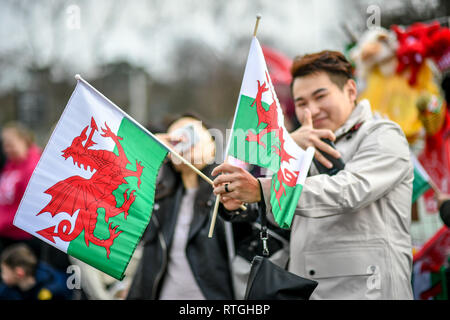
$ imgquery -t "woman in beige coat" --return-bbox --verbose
[212,51,414,299]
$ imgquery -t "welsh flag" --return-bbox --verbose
[419,111,450,212]
[413,226,450,299]
[14,77,168,280]
[411,154,432,203]
[228,37,315,229]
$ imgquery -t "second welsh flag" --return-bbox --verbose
[228,37,315,229]
[14,77,168,280]
[411,154,432,204]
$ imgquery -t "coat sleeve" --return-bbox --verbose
[217,202,259,223]
[259,121,413,219]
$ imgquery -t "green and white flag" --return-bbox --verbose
[411,154,432,204]
[14,76,168,280]
[228,37,315,229]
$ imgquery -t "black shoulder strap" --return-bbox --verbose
[257,180,269,257]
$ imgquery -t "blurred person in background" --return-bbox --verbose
[436,192,450,228]
[0,128,6,172]
[126,115,234,300]
[0,122,41,256]
[0,243,71,300]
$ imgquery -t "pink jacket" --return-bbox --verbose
[0,145,41,239]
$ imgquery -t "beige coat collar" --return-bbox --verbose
[334,99,372,139]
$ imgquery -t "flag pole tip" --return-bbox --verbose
[253,14,262,37]
[74,74,82,81]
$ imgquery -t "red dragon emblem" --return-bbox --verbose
[246,72,299,209]
[36,117,144,258]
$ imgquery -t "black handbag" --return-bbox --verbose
[244,186,318,300]
[244,255,318,300]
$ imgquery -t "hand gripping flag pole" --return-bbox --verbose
[208,14,262,238]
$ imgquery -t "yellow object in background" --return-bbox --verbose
[37,288,53,300]
[416,93,446,137]
[359,63,444,143]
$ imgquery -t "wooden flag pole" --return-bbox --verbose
[150,133,248,213]
[208,194,222,237]
[152,136,248,215]
[208,156,247,237]
[253,14,262,37]
[153,132,247,213]
[428,177,441,195]
[164,145,214,185]
[208,14,262,238]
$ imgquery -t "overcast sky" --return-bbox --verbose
[0,0,438,92]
